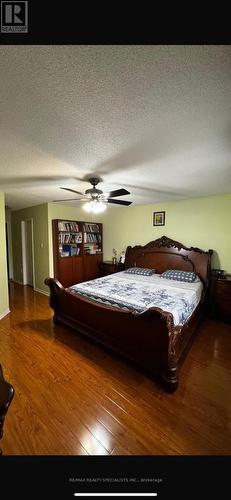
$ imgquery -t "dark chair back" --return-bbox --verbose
[0,364,14,454]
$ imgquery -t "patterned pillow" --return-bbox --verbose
[160,270,197,282]
[124,267,155,276]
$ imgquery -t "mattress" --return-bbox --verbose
[69,271,203,326]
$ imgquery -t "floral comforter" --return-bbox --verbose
[69,271,203,326]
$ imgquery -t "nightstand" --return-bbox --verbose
[99,261,125,276]
[210,275,231,322]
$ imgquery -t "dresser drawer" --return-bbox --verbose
[210,277,231,322]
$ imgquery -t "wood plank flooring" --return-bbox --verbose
[0,282,230,455]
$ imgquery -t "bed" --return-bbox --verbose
[45,236,212,391]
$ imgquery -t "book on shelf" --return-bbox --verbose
[83,223,100,233]
[59,232,82,244]
[71,246,80,256]
[58,221,80,232]
[83,233,101,243]
[84,243,101,255]
[61,244,81,257]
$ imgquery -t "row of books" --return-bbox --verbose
[58,221,80,232]
[84,245,102,255]
[82,223,100,233]
[60,245,81,257]
[83,233,101,243]
[59,233,82,244]
[60,244,102,256]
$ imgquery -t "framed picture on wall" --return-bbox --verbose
[153,211,165,226]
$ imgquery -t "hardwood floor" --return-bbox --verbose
[0,282,230,455]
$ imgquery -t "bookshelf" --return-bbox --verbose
[83,222,102,255]
[58,220,83,257]
[52,219,103,287]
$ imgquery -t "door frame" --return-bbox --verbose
[5,222,10,281]
[5,220,13,280]
[21,219,35,288]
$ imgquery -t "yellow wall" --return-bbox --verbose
[102,194,231,273]
[0,192,9,318]
[47,203,104,276]
[11,204,49,293]
[11,194,231,295]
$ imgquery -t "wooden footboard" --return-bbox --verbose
[45,277,204,392]
[45,236,212,391]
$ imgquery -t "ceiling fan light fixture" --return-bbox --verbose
[57,177,132,208]
[83,199,106,214]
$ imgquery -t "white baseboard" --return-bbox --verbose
[13,279,24,285]
[34,287,49,297]
[0,308,10,320]
[12,281,49,297]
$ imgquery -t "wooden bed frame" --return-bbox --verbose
[45,236,213,392]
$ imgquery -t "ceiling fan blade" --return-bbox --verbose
[60,187,84,195]
[108,188,130,197]
[107,198,132,206]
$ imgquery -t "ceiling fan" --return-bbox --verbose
[53,177,132,213]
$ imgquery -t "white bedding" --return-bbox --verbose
[69,271,203,326]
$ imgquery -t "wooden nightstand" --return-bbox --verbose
[210,275,231,322]
[99,261,125,277]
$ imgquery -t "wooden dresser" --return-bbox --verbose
[210,275,231,322]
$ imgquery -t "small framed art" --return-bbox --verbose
[153,211,165,226]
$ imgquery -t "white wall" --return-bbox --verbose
[0,192,9,319]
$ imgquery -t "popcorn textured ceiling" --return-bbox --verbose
[0,45,230,209]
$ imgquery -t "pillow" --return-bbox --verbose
[160,270,198,282]
[124,267,155,276]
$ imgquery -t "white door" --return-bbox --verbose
[22,220,34,286]
[25,220,33,286]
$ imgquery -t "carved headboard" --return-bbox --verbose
[125,236,213,287]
